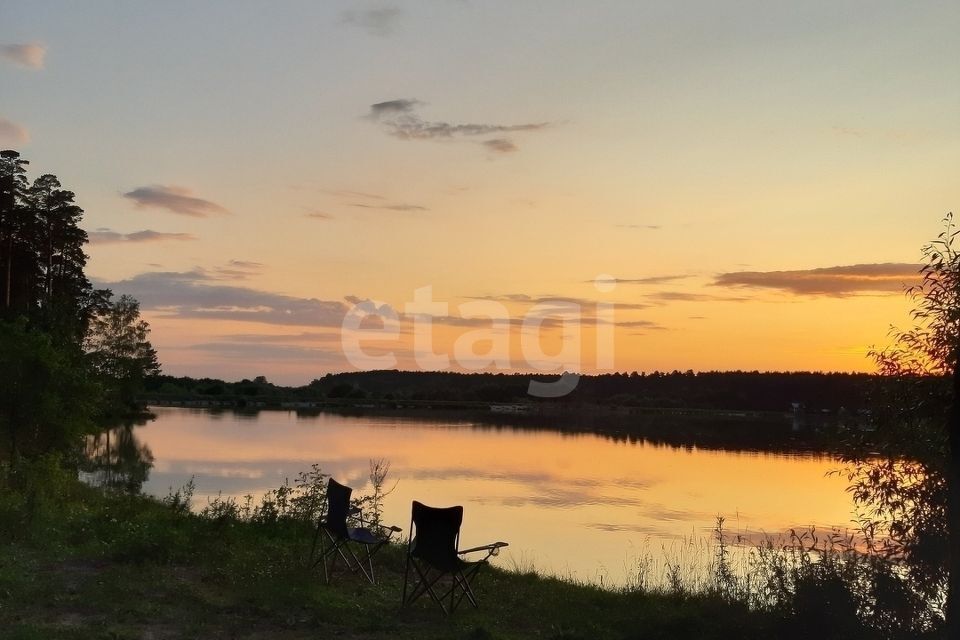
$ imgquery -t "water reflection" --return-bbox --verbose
[128,407,854,586]
[82,423,155,493]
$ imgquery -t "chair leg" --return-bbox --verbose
[344,543,374,583]
[402,560,449,615]
[437,563,484,612]
[318,528,330,583]
[452,570,479,610]
[401,552,412,606]
[317,531,352,584]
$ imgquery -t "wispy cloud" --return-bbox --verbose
[98,269,664,337]
[646,291,750,303]
[217,332,343,344]
[367,99,421,119]
[212,260,263,280]
[593,275,691,286]
[366,99,549,152]
[123,185,228,217]
[95,269,349,327]
[341,6,402,37]
[323,189,385,200]
[714,263,922,296]
[616,223,661,230]
[0,117,29,145]
[0,43,46,69]
[88,229,196,245]
[319,188,426,214]
[467,293,650,311]
[483,138,517,154]
[349,202,428,212]
[188,341,344,363]
[616,320,668,329]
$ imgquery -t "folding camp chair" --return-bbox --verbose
[310,477,401,584]
[401,500,508,614]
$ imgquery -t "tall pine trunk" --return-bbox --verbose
[4,236,11,309]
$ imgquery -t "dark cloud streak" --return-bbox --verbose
[88,229,196,245]
[366,99,549,151]
[123,185,228,217]
[349,202,428,212]
[714,263,922,296]
[483,138,517,153]
[95,270,349,327]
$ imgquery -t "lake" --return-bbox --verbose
[117,406,856,587]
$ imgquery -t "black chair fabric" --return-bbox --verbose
[310,477,399,584]
[402,500,507,614]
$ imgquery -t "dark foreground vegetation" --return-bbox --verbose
[1,150,159,461]
[0,456,926,640]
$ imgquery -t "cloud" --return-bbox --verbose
[217,332,343,344]
[349,202,428,212]
[616,320,667,329]
[0,117,29,145]
[318,189,425,214]
[714,263,922,296]
[341,6,402,36]
[188,342,343,362]
[466,293,650,311]
[616,224,661,230]
[304,210,334,220]
[95,269,350,327]
[225,260,262,270]
[320,189,385,200]
[366,99,549,151]
[100,269,666,344]
[646,291,750,303]
[367,99,421,119]
[123,185,228,217]
[88,229,197,245]
[211,260,263,280]
[483,138,517,154]
[593,275,691,286]
[1,43,46,69]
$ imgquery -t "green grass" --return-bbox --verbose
[0,472,809,640]
[0,541,783,640]
[3,457,921,640]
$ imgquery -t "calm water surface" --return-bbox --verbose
[131,407,855,586]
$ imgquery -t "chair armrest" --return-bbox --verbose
[458,541,509,555]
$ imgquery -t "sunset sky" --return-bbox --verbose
[2,1,958,383]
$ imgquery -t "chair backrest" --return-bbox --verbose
[325,478,352,538]
[409,501,463,572]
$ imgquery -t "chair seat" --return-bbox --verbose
[347,527,381,545]
[414,555,472,573]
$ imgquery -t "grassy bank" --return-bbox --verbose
[0,458,918,640]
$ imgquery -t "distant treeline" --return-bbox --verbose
[144,369,886,412]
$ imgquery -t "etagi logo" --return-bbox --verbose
[340,276,618,398]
